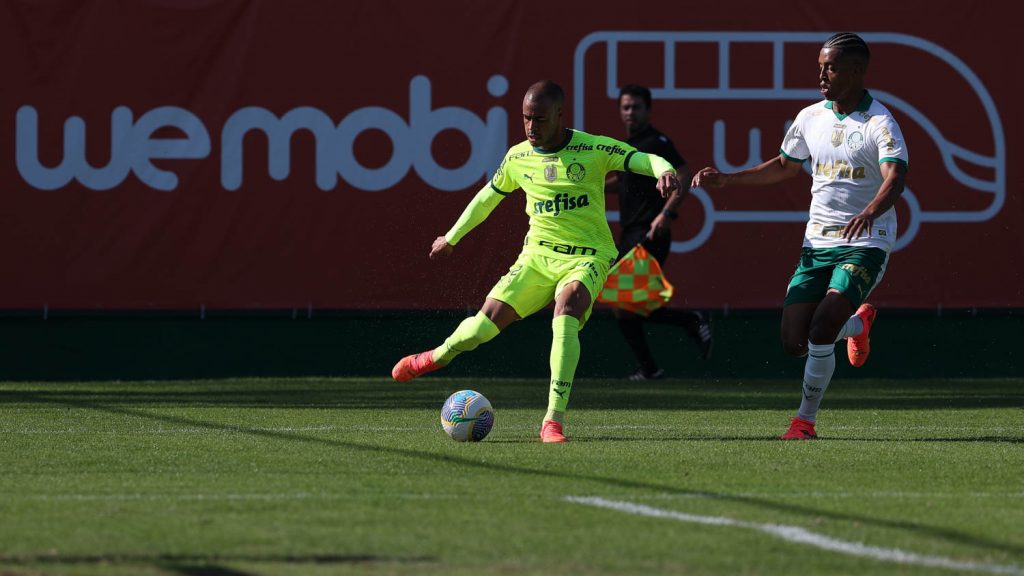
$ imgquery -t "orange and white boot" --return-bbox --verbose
[539,420,567,443]
[847,303,877,368]
[391,351,442,382]
[780,417,817,440]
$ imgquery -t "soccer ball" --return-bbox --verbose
[441,390,494,442]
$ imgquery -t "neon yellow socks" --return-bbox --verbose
[545,315,581,420]
[432,312,500,366]
[433,312,581,423]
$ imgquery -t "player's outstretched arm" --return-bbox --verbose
[623,151,679,198]
[438,183,507,255]
[691,155,803,189]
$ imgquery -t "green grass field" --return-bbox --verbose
[1,377,1021,575]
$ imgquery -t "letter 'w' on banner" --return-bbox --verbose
[597,244,675,317]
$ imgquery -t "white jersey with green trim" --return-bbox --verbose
[780,91,908,251]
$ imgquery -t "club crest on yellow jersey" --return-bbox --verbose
[566,162,586,182]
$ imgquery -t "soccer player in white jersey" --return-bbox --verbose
[691,33,908,439]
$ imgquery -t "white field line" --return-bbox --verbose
[566,496,1024,575]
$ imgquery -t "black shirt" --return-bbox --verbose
[619,124,686,230]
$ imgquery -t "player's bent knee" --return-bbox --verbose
[481,298,521,330]
[555,310,587,324]
[807,329,838,346]
[782,339,808,358]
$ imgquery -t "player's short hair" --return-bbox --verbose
[618,84,652,108]
[526,81,565,106]
[823,32,871,64]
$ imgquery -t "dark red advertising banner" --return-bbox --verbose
[1,1,1020,310]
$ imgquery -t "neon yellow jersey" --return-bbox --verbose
[488,129,673,263]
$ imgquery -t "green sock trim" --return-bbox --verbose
[432,312,500,366]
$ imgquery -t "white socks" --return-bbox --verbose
[833,315,864,342]
[793,313,863,424]
[797,342,836,423]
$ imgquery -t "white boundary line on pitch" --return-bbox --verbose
[565,496,1024,575]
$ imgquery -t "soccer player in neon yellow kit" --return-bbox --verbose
[692,33,908,440]
[392,80,680,443]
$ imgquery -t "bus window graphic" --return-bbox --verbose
[573,32,1004,252]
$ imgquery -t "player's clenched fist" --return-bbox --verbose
[656,171,680,198]
[429,236,454,259]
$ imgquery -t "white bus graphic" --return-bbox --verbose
[573,32,1005,252]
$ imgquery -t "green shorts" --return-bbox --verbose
[784,247,889,308]
[487,253,611,327]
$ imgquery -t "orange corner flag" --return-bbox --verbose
[597,244,675,317]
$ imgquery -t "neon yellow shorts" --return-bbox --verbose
[487,253,610,327]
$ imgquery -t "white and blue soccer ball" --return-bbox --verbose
[441,390,494,442]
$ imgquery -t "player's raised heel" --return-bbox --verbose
[539,420,567,443]
[780,417,817,440]
[391,351,441,382]
[847,303,877,368]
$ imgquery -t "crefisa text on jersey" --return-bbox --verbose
[532,192,591,216]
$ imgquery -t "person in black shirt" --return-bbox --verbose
[612,85,712,380]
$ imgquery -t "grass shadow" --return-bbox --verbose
[0,553,435,576]
[19,391,1023,561]
[2,377,1022,412]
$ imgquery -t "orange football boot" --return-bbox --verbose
[847,303,877,368]
[780,417,817,440]
[539,420,567,443]
[391,351,441,382]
